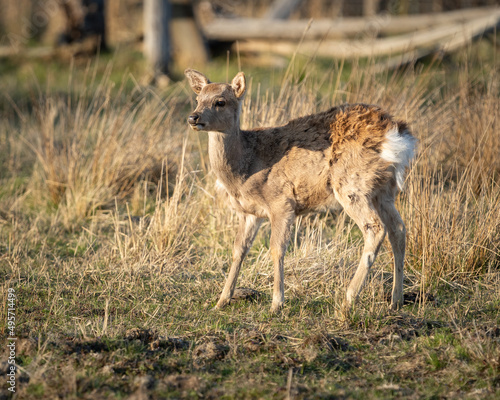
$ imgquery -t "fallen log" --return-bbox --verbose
[375,17,500,72]
[202,7,498,42]
[264,0,304,20]
[234,12,500,59]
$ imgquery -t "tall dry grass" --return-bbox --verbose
[9,68,184,227]
[2,54,498,295]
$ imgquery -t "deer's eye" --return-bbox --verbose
[216,100,226,107]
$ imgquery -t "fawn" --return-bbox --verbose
[185,69,417,313]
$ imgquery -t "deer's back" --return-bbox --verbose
[226,104,410,216]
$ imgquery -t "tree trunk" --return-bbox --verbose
[363,0,379,16]
[170,0,208,70]
[144,0,171,77]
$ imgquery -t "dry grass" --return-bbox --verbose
[0,46,499,399]
[4,66,182,228]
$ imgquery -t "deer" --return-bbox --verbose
[185,69,417,314]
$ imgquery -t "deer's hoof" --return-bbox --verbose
[215,298,230,310]
[270,302,284,314]
[346,288,357,307]
[391,298,404,310]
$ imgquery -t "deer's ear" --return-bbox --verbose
[185,69,210,94]
[231,72,246,99]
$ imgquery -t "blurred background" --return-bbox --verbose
[1,0,499,83]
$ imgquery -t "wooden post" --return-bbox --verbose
[144,0,171,77]
[170,0,208,70]
[363,0,379,16]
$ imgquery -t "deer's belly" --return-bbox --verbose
[216,179,341,218]
[229,195,268,218]
[294,188,342,215]
[216,180,268,218]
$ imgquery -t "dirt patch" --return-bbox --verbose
[192,340,229,368]
[230,287,263,303]
[125,328,158,342]
[124,328,190,351]
[242,330,266,352]
[149,336,190,351]
[297,346,319,362]
[302,333,351,352]
[60,330,190,355]
[292,333,353,364]
[133,374,155,389]
[384,291,436,305]
[392,354,427,379]
[324,335,351,352]
[62,339,111,354]
[376,324,419,345]
[161,374,204,392]
[365,314,446,346]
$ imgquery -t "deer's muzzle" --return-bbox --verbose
[188,114,205,130]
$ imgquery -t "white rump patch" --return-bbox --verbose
[380,126,417,190]
[215,179,227,193]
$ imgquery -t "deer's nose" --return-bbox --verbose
[188,114,199,125]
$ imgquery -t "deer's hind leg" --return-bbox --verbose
[216,214,263,309]
[335,190,387,307]
[376,195,406,310]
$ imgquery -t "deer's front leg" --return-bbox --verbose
[216,214,263,309]
[269,210,295,313]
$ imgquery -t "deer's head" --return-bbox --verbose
[185,69,246,133]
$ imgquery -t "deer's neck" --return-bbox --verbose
[208,127,246,192]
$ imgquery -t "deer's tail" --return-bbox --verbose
[380,123,417,191]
